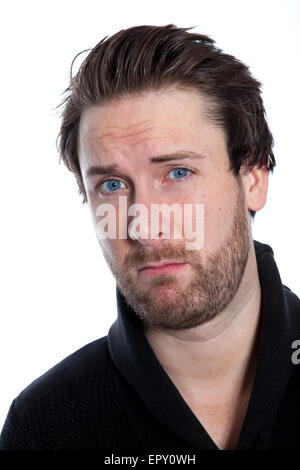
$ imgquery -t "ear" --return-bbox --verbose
[240,165,269,212]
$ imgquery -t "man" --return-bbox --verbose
[1,24,299,451]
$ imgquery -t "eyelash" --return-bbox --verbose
[95,167,194,195]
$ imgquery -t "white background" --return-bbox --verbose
[0,0,299,431]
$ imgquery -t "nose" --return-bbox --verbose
[129,228,166,247]
[127,187,172,247]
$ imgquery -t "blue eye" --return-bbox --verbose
[167,168,191,179]
[99,179,126,192]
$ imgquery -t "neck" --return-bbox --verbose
[143,242,262,401]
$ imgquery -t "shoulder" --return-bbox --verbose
[14,335,110,418]
[254,239,300,317]
[282,284,300,316]
[281,284,300,341]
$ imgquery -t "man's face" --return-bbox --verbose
[78,86,251,330]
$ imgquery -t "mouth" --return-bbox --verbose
[138,261,188,276]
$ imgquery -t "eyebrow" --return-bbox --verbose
[85,151,206,178]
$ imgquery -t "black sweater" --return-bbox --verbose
[1,240,300,451]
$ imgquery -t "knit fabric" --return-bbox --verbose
[0,342,139,450]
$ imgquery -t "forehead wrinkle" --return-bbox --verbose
[93,127,156,142]
[87,118,154,140]
[88,133,169,162]
[84,136,162,173]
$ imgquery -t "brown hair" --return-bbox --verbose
[56,24,275,218]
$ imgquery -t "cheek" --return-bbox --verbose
[198,181,238,255]
[99,237,128,268]
[88,201,124,262]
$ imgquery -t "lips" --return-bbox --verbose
[138,262,188,276]
[138,260,185,271]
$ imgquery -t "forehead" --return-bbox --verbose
[77,86,227,171]
[79,87,213,139]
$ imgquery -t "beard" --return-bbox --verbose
[100,178,251,330]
